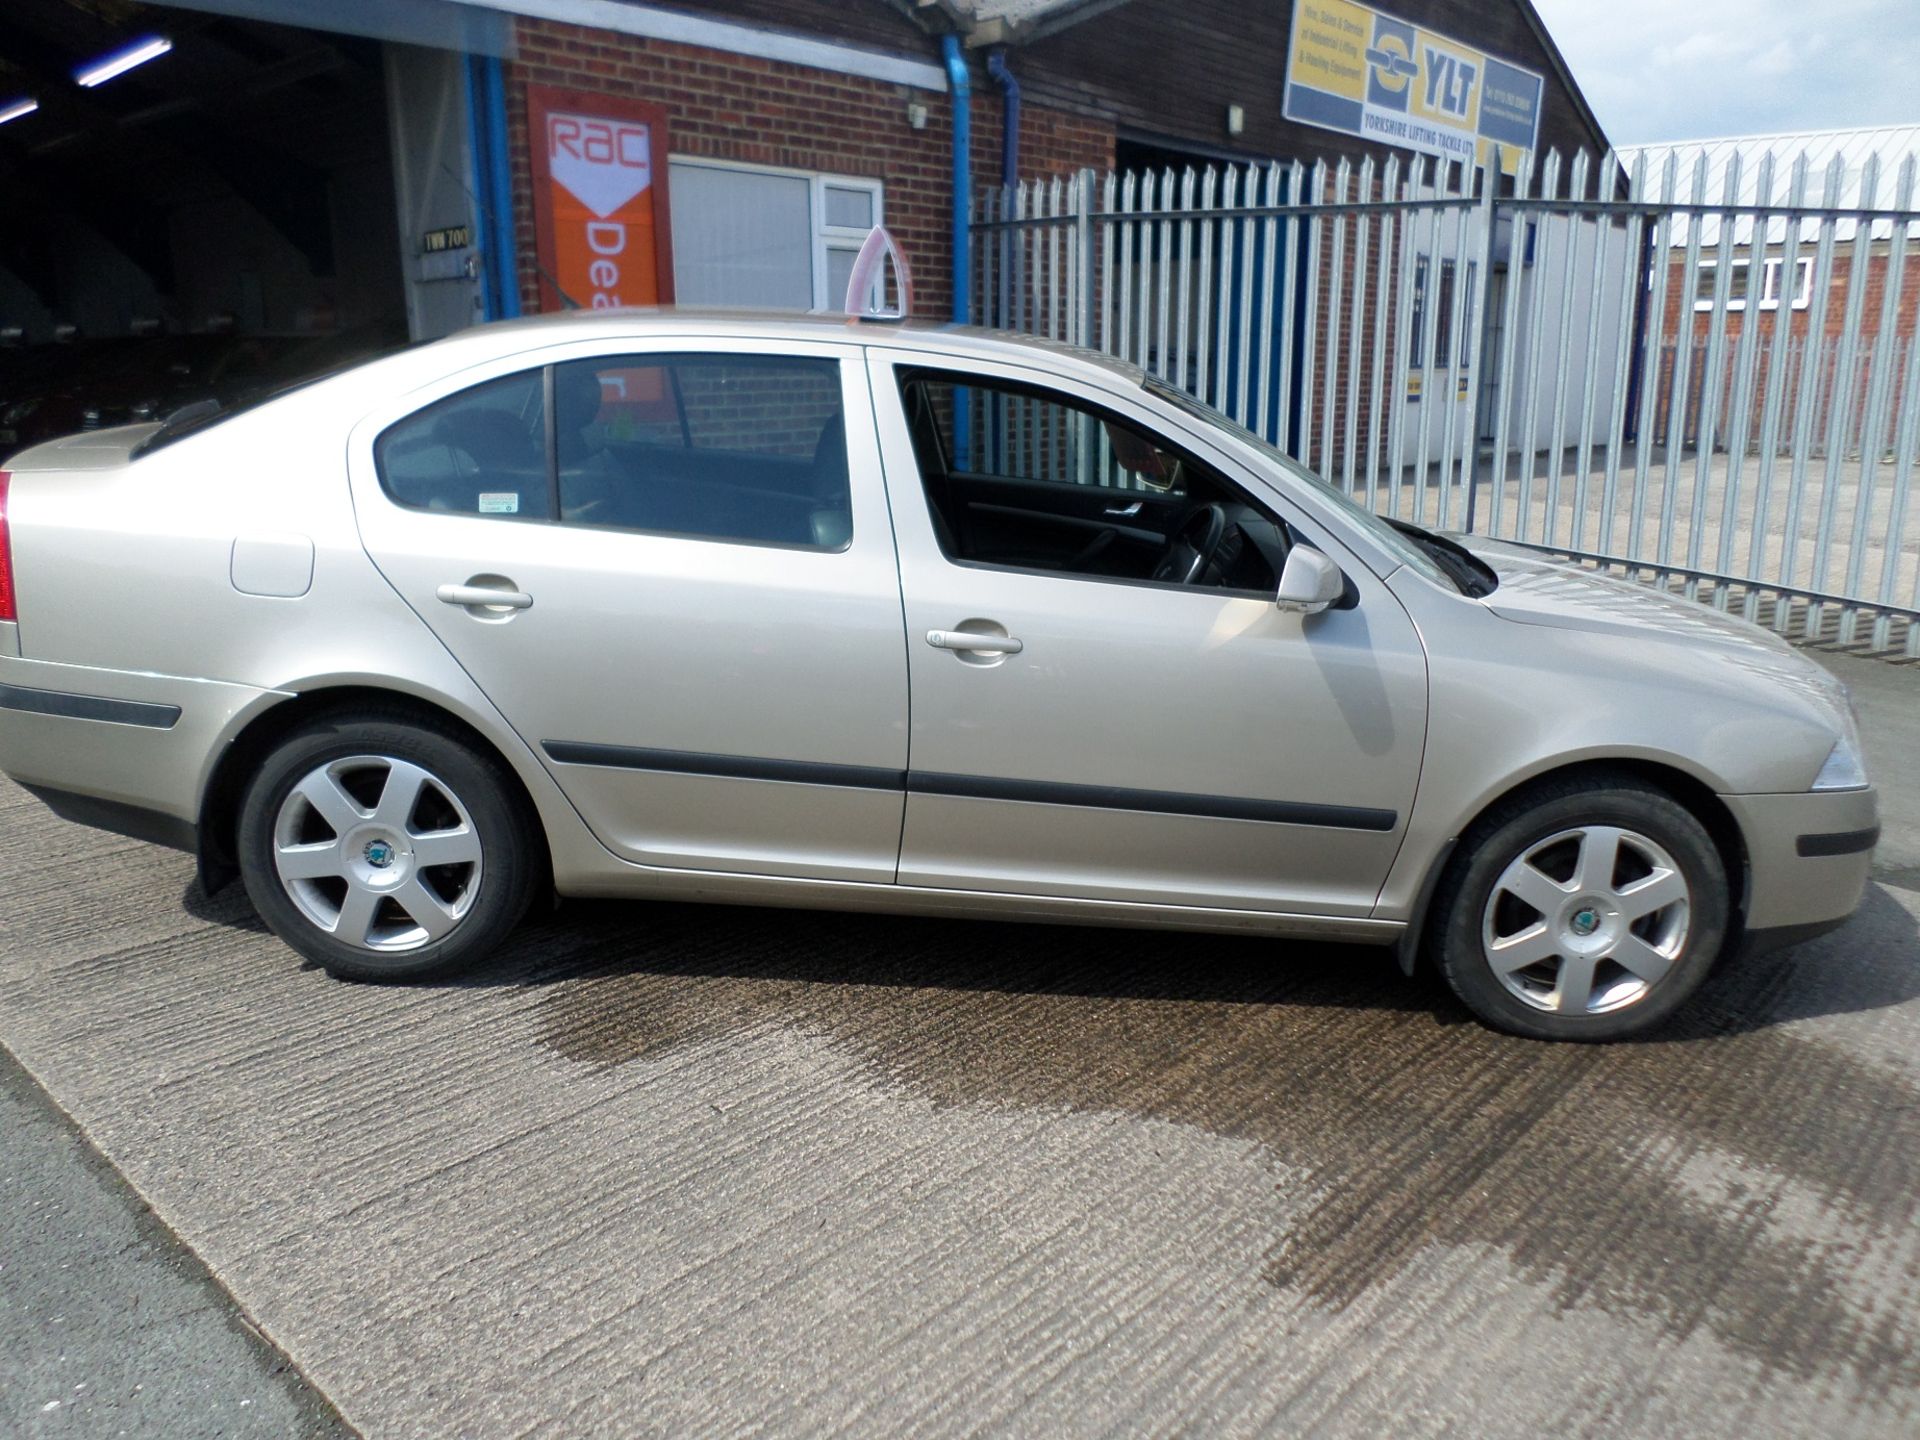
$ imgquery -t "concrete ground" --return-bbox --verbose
[0,649,1917,1438]
[1833,649,1920,879]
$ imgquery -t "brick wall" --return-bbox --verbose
[1658,245,1920,343]
[1645,242,1920,451]
[505,18,1113,322]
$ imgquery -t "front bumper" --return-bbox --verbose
[1720,786,1879,934]
[0,654,278,832]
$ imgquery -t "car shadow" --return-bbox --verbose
[181,872,1920,1390]
[183,874,1920,1041]
[182,879,272,935]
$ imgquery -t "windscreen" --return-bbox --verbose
[1142,376,1456,591]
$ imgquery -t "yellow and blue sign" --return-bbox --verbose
[1283,0,1543,175]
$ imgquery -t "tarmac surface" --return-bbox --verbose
[0,1046,350,1437]
[0,648,1916,1438]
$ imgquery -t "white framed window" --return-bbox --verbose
[815,180,884,312]
[1761,255,1815,310]
[1692,257,1753,311]
[668,156,883,312]
[1691,255,1813,312]
[1408,256,1476,372]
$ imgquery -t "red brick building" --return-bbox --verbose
[1,0,1608,351]
[497,4,1113,325]
[489,0,1608,328]
[1622,128,1920,451]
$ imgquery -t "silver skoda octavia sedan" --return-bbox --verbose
[0,312,1877,1040]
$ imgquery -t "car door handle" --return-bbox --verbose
[927,629,1023,655]
[437,583,533,611]
[1104,501,1143,517]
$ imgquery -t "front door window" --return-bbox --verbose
[897,367,1289,596]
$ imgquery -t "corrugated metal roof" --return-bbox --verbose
[918,0,1129,43]
[940,0,1089,17]
[1620,125,1920,245]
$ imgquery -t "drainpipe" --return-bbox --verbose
[942,34,971,455]
[985,47,1018,471]
[462,54,521,322]
[986,48,1020,188]
[941,34,971,325]
[481,55,521,319]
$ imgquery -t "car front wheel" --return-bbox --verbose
[1428,773,1730,1041]
[237,715,539,981]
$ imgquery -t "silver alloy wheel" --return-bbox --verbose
[271,755,484,953]
[1480,825,1691,1016]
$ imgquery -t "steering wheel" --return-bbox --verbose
[1150,502,1229,585]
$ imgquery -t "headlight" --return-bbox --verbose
[1811,736,1868,791]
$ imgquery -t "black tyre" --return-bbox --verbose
[237,714,540,982]
[1426,772,1730,1041]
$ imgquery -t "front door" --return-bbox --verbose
[869,352,1428,917]
[350,337,908,883]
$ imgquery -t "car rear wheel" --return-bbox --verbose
[1428,774,1730,1041]
[237,716,539,981]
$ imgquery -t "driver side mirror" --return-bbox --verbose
[1275,547,1344,615]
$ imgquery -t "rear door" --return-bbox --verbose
[348,335,910,883]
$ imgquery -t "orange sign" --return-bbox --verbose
[527,86,675,313]
[597,364,672,423]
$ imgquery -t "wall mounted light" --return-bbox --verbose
[75,36,173,89]
[0,98,38,125]
[907,101,928,130]
[1225,104,1246,137]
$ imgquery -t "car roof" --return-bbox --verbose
[423,306,1148,390]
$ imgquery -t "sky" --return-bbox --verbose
[1530,0,1920,145]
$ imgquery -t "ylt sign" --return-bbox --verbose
[527,86,675,312]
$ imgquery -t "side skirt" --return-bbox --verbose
[558,862,1405,944]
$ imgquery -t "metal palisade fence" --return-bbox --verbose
[973,147,1920,653]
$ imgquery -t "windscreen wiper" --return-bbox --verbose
[1385,518,1497,597]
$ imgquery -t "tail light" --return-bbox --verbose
[0,471,14,622]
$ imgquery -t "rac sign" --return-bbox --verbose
[529,88,675,312]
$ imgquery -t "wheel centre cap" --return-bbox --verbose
[1570,906,1601,936]
[342,824,411,888]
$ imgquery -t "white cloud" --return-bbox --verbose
[1655,31,1744,68]
[1531,0,1920,143]
[1749,40,1797,78]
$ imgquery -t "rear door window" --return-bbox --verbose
[373,354,851,551]
[374,371,549,519]
[552,353,850,550]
